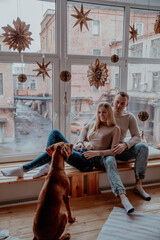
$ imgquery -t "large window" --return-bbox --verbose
[1,0,160,161]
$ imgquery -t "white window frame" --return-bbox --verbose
[0,0,160,163]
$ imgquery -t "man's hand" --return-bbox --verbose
[113,143,128,155]
[74,142,84,152]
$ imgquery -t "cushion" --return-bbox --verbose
[148,146,160,159]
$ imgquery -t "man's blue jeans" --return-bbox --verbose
[101,143,149,196]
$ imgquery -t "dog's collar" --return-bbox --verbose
[53,167,64,171]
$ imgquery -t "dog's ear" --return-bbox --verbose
[46,144,55,156]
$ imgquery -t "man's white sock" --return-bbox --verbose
[134,185,151,201]
[1,167,24,178]
[121,197,134,214]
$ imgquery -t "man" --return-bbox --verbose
[112,91,150,201]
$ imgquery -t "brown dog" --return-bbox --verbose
[33,142,75,240]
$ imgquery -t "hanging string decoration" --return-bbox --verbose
[18,74,27,83]
[138,111,149,122]
[129,24,138,42]
[71,4,93,31]
[111,54,119,63]
[154,13,160,34]
[87,58,109,89]
[60,70,71,82]
[33,58,51,81]
[2,17,33,53]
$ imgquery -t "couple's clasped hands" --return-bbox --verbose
[75,142,98,159]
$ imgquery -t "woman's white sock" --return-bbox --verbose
[1,167,24,178]
[33,164,50,179]
[121,197,134,214]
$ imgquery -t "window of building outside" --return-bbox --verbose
[0,73,3,95]
[92,20,100,35]
[152,72,160,91]
[129,43,143,57]
[132,73,141,90]
[17,82,25,91]
[150,38,160,58]
[115,73,119,89]
[30,79,37,90]
[93,49,101,56]
[135,23,143,36]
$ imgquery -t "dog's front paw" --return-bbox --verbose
[68,216,76,223]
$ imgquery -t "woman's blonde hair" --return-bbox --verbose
[87,102,116,140]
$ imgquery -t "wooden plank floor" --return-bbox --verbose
[0,185,160,240]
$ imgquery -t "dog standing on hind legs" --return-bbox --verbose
[33,142,75,240]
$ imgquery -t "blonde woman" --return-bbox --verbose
[1,102,134,213]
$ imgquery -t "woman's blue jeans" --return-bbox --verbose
[23,130,99,172]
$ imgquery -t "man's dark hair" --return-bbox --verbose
[116,91,129,101]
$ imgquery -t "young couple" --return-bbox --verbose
[1,91,150,214]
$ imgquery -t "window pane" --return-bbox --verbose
[68,1,124,57]
[128,63,160,146]
[0,62,53,156]
[0,73,3,95]
[70,64,120,144]
[129,8,160,58]
[0,0,55,53]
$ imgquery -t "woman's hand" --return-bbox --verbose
[84,142,95,150]
[82,151,99,159]
[74,142,84,152]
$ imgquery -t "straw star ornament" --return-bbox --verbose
[71,4,93,31]
[2,17,33,53]
[33,58,51,81]
[87,58,109,89]
[129,24,138,42]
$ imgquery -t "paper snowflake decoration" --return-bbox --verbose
[71,4,93,31]
[154,13,160,34]
[2,17,33,53]
[87,58,109,89]
[33,58,51,81]
[129,24,138,43]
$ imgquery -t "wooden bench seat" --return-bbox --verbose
[1,158,160,198]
